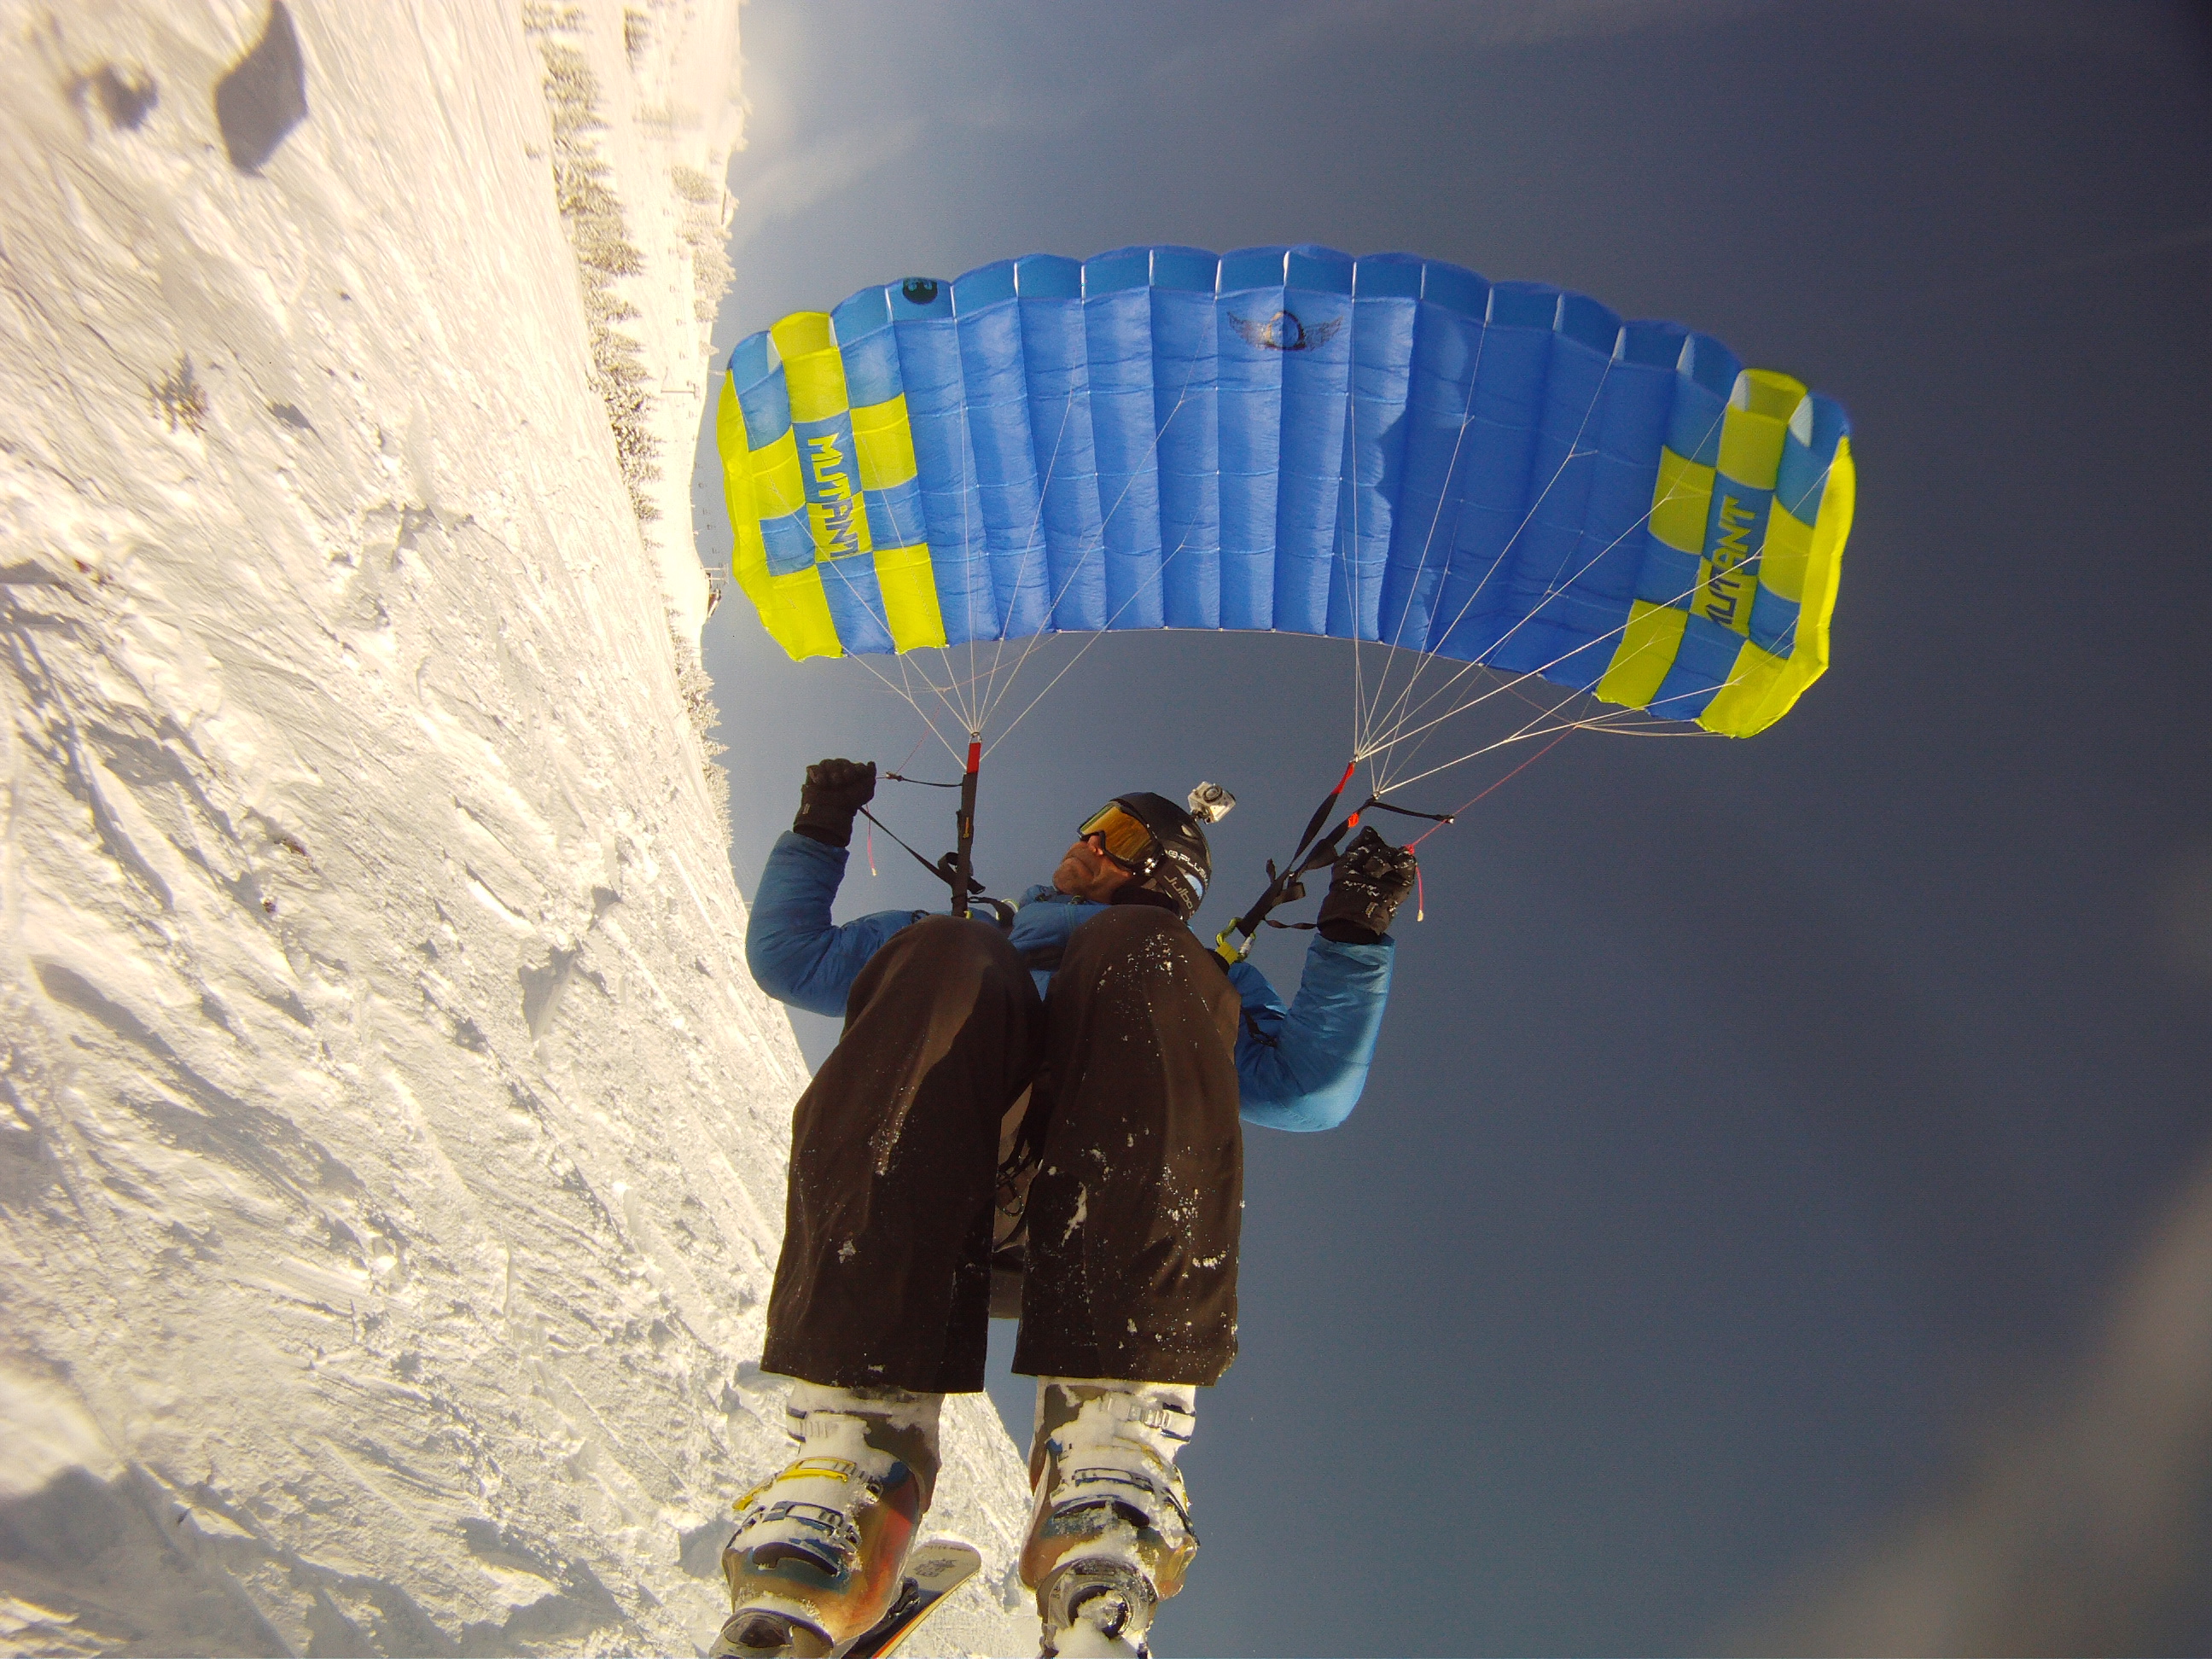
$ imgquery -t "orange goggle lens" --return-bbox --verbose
[1076,803,1156,870]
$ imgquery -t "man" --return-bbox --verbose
[716,759,1417,1658]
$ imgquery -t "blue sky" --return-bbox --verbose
[698,4,2210,1651]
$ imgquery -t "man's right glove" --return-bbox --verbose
[1316,825,1418,944]
[793,758,876,847]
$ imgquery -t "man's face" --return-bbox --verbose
[1054,834,1137,903]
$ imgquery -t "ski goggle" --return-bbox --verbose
[1076,801,1159,872]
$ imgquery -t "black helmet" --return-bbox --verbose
[1076,792,1213,918]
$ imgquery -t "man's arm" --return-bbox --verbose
[1228,939,1394,1132]
[1227,828,1417,1131]
[745,833,927,1016]
[744,760,926,1016]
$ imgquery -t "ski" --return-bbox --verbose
[841,1540,982,1659]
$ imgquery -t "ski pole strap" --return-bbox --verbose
[855,803,1016,928]
[856,805,964,890]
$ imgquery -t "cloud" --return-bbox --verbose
[1726,1137,2212,1654]
[1922,0,2202,61]
[725,0,1783,240]
[2157,841,2212,982]
[728,117,927,241]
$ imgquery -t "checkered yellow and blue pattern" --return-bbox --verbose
[716,310,945,657]
[714,245,1854,737]
[1591,367,1854,734]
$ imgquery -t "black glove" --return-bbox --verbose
[793,758,876,847]
[1317,825,1417,944]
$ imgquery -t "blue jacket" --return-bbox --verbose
[745,832,1394,1132]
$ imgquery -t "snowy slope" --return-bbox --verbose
[0,3,1038,1654]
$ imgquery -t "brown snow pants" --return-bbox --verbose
[762,906,1244,1393]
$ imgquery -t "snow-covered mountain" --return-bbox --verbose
[0,3,1037,1653]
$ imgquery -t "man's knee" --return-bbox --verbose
[900,912,1022,965]
[854,914,1027,1007]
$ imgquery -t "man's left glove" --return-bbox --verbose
[1317,825,1417,944]
[793,758,876,847]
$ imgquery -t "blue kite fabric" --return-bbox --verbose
[715,245,1855,736]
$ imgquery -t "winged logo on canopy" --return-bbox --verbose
[1226,309,1344,352]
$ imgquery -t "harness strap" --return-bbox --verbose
[1363,800,1455,826]
[952,740,981,921]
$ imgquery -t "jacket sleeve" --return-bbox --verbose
[744,831,927,1018]
[1228,934,1395,1132]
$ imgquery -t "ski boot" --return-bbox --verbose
[713,1383,941,1659]
[1019,1379,1198,1659]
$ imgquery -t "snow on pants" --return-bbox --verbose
[762,906,1245,1394]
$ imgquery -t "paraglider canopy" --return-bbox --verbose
[714,243,1853,750]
